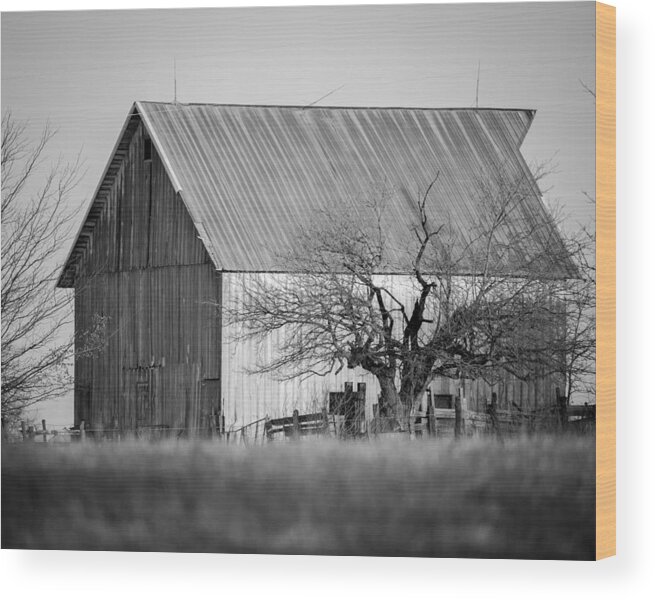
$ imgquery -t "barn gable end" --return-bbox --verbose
[68,113,222,431]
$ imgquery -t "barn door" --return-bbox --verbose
[201,378,221,431]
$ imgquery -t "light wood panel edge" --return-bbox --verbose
[596,1,616,561]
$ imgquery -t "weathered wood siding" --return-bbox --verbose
[222,273,563,429]
[76,122,208,279]
[74,121,221,431]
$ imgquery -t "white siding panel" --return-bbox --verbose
[221,272,561,430]
[221,272,414,429]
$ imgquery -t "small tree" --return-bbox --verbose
[229,168,593,421]
[1,113,82,424]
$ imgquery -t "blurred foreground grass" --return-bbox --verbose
[2,436,594,559]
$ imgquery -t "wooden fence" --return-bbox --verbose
[2,389,594,445]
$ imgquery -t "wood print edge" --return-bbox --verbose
[595,1,616,561]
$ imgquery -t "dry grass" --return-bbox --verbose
[1,435,595,559]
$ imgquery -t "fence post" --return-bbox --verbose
[427,402,436,437]
[292,409,300,440]
[321,407,329,435]
[357,383,366,434]
[358,383,366,429]
[454,396,462,438]
[80,420,86,443]
[42,419,47,443]
[343,382,354,437]
[372,403,379,435]
[460,387,468,435]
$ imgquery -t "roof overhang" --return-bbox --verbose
[57,104,140,288]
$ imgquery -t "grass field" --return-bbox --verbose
[1,436,595,559]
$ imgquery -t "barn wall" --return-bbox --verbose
[74,121,221,431]
[221,272,564,429]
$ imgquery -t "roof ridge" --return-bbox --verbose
[137,100,536,113]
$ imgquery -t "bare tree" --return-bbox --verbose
[554,196,596,404]
[229,168,593,422]
[1,112,82,424]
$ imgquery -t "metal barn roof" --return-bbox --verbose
[58,101,574,286]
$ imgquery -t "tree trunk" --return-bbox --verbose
[398,354,435,417]
[399,374,430,417]
[376,374,403,422]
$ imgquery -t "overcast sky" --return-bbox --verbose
[1,1,596,425]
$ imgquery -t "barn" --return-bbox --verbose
[57,101,570,434]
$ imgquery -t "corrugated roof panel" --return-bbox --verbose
[59,102,575,287]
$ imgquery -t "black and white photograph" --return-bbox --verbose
[2,1,602,562]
